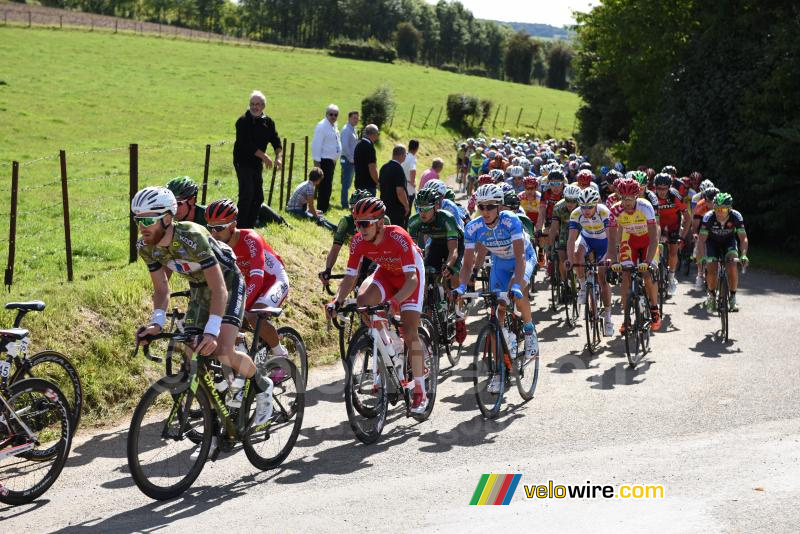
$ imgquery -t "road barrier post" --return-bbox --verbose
[4,162,19,290]
[129,144,138,264]
[59,150,74,282]
[201,144,211,204]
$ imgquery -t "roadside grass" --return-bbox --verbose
[748,247,800,279]
[0,26,580,426]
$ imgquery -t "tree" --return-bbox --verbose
[395,21,423,61]
[504,31,536,84]
[546,41,573,89]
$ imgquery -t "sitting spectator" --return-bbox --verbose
[286,167,336,232]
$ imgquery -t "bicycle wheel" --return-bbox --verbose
[514,331,540,402]
[445,298,461,367]
[718,274,729,342]
[624,292,645,368]
[549,262,562,312]
[472,324,505,419]
[21,351,83,430]
[0,378,72,505]
[409,326,438,422]
[127,375,213,500]
[658,260,667,314]
[564,276,579,328]
[276,326,308,390]
[584,284,600,354]
[420,314,441,366]
[343,330,388,444]
[242,357,304,470]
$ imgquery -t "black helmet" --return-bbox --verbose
[654,173,673,187]
[503,188,520,210]
[415,187,441,209]
[349,189,374,208]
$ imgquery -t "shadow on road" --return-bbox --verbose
[0,499,50,521]
[690,333,742,358]
[547,350,599,374]
[587,361,653,390]
[416,412,526,453]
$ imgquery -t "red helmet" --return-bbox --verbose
[645,168,656,179]
[477,174,494,186]
[206,198,238,225]
[577,169,594,186]
[523,176,538,188]
[352,197,386,220]
[617,178,640,197]
[612,177,623,190]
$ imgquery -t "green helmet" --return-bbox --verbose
[713,192,733,207]
[166,176,198,199]
[415,187,441,209]
[632,170,648,186]
[503,188,520,210]
[349,189,374,207]
[443,188,455,201]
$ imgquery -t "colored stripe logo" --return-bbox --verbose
[470,474,521,505]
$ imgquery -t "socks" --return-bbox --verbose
[523,321,535,334]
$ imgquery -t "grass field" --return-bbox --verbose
[0,26,581,425]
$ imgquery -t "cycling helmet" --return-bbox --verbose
[352,197,386,220]
[645,168,656,179]
[206,198,238,224]
[654,173,673,187]
[699,179,715,192]
[477,174,494,186]
[614,162,625,173]
[578,187,601,205]
[617,178,640,197]
[520,158,531,171]
[415,187,441,208]
[349,188,374,207]
[624,171,637,180]
[600,165,610,176]
[523,176,538,189]
[166,176,199,200]
[661,165,677,176]
[567,160,579,172]
[547,169,565,183]
[489,169,505,182]
[532,156,543,166]
[467,138,475,144]
[131,186,177,216]
[702,187,719,202]
[689,171,702,182]
[509,165,525,178]
[607,169,624,182]
[423,179,448,197]
[579,162,593,171]
[475,184,504,204]
[443,188,456,201]
[577,169,594,186]
[503,189,520,209]
[563,184,581,201]
[487,150,497,159]
[679,176,693,190]
[713,192,733,207]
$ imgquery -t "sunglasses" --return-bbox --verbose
[417,205,435,213]
[477,204,498,211]
[549,181,563,187]
[207,222,234,232]
[328,112,338,117]
[135,213,168,227]
[356,218,379,228]
[580,204,596,210]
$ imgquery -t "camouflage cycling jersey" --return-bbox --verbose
[332,213,391,246]
[407,209,464,273]
[550,199,574,247]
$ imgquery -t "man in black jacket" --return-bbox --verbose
[379,144,409,228]
[233,90,282,229]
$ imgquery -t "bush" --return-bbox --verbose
[361,85,396,128]
[439,63,460,73]
[465,67,489,78]
[446,93,493,129]
[329,38,397,63]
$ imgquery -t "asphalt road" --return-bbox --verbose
[3,268,799,533]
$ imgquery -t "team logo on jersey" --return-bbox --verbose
[177,234,198,250]
[390,230,409,252]
[168,260,201,273]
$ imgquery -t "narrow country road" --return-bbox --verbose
[3,269,799,533]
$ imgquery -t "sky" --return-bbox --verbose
[424,0,598,28]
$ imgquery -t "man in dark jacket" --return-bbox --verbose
[379,144,409,228]
[233,90,282,229]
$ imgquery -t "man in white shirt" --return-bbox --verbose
[311,104,342,212]
[402,139,419,214]
[339,111,359,209]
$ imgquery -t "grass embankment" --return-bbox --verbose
[0,27,581,425]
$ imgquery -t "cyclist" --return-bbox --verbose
[653,172,689,296]
[467,147,485,196]
[166,176,207,226]
[548,184,581,286]
[132,187,273,424]
[697,193,749,312]
[575,169,600,193]
[565,187,614,336]
[519,176,541,225]
[326,198,430,414]
[506,165,526,193]
[691,184,718,289]
[608,178,662,331]
[502,187,536,243]
[467,174,495,215]
[407,188,464,286]
[424,179,467,230]
[204,199,292,365]
[534,168,566,269]
[455,184,539,388]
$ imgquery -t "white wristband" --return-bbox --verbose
[150,309,167,328]
[204,314,223,337]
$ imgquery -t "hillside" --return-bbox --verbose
[0,26,580,425]
[496,21,571,40]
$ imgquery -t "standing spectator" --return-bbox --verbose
[311,104,342,213]
[379,144,409,227]
[402,139,419,213]
[287,167,337,232]
[419,158,444,190]
[233,90,282,229]
[339,110,359,209]
[354,124,380,195]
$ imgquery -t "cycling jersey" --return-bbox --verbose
[464,210,535,261]
[408,210,464,273]
[231,228,289,310]
[469,153,485,176]
[568,204,611,258]
[609,199,657,265]
[550,199,574,248]
[654,188,687,230]
[700,210,746,243]
[189,204,207,227]
[519,190,541,224]
[541,189,564,222]
[441,198,466,231]
[332,214,391,246]
[692,197,711,220]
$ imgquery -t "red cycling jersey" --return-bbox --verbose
[654,187,686,230]
[541,190,564,222]
[232,229,287,309]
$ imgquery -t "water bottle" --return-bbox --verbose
[639,295,648,316]
[502,327,516,356]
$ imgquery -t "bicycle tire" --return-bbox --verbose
[0,378,72,505]
[409,326,438,422]
[276,326,308,390]
[127,375,213,500]
[445,298,461,367]
[719,273,729,342]
[564,275,579,328]
[343,330,388,444]
[549,259,562,312]
[22,351,83,431]
[514,333,540,401]
[472,323,505,419]
[242,357,304,470]
[585,283,600,354]
[658,260,667,314]
[624,292,644,368]
[420,314,440,366]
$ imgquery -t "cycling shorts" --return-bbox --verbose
[619,236,649,267]
[362,253,425,313]
[186,268,245,330]
[705,237,738,262]
[490,254,535,304]
[662,224,681,243]
[253,281,289,309]
[575,234,608,260]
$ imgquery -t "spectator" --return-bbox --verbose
[418,158,444,190]
[379,144,409,227]
[311,104,342,213]
[287,167,337,232]
[402,139,419,212]
[354,124,380,195]
[233,90,282,229]
[339,110,359,209]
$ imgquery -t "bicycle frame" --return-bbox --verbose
[0,392,38,459]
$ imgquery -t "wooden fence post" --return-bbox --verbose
[278,137,287,209]
[4,162,19,289]
[407,104,415,130]
[304,135,308,180]
[515,107,524,129]
[60,15,63,29]
[201,144,211,204]
[553,111,560,134]
[492,105,501,130]
[129,144,138,263]
[502,106,508,128]
[59,150,74,282]
[535,108,543,129]
[433,106,443,134]
[421,106,434,129]
[286,142,296,201]
[267,160,278,207]
[572,116,577,135]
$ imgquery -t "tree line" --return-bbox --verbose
[573,0,799,249]
[30,0,574,88]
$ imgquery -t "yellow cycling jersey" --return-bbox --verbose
[608,199,657,238]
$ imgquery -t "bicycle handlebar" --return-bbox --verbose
[133,329,203,363]
[170,290,191,299]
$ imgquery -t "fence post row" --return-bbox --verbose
[433,106,443,134]
[59,150,74,282]
[129,143,138,264]
[515,107,524,129]
[286,142,295,201]
[4,162,19,290]
[201,144,211,205]
[408,104,415,130]
[304,135,308,181]
[278,137,287,209]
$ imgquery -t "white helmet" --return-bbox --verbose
[563,184,582,201]
[423,179,448,197]
[509,165,525,178]
[699,179,715,192]
[578,187,601,206]
[131,186,177,216]
[489,169,505,182]
[519,158,531,171]
[475,184,504,204]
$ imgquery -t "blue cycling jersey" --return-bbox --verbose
[441,198,466,231]
[464,210,534,260]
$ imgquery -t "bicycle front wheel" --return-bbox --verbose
[343,331,388,444]
[0,378,72,506]
[409,326,438,422]
[624,292,645,368]
[23,350,83,430]
[127,375,213,500]
[585,285,600,354]
[718,274,729,342]
[564,276,579,328]
[472,324,505,419]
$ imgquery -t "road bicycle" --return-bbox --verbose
[1,301,83,429]
[127,320,304,500]
[570,260,606,355]
[656,236,670,316]
[422,266,460,368]
[621,266,653,368]
[323,274,359,363]
[709,256,744,342]
[548,248,579,327]
[464,290,539,419]
[332,302,437,444]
